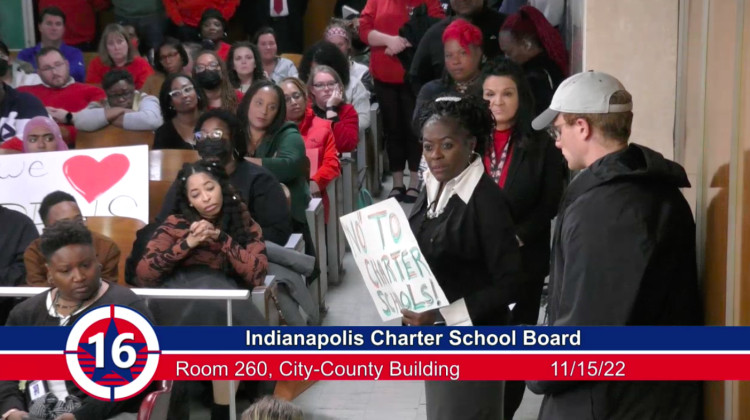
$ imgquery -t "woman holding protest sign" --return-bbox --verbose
[403,94,521,419]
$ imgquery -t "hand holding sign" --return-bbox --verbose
[340,198,448,322]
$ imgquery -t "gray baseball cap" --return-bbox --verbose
[531,71,633,130]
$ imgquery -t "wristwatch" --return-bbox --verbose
[65,112,73,125]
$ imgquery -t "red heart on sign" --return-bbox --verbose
[63,154,130,203]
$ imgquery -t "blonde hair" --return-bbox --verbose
[562,90,633,143]
[306,65,347,103]
[279,77,308,102]
[241,396,303,420]
[98,24,135,67]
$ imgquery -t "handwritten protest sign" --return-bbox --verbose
[340,198,448,321]
[0,145,149,232]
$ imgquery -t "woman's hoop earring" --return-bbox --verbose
[471,151,482,161]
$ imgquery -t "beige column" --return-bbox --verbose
[580,0,679,160]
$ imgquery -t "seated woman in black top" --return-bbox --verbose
[482,57,566,419]
[404,94,521,420]
[153,73,207,149]
[0,220,152,420]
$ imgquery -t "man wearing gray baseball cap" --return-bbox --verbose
[526,71,703,420]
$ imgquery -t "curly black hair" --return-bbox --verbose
[159,73,208,121]
[174,160,251,247]
[39,190,76,225]
[153,37,189,75]
[298,40,350,87]
[481,57,539,150]
[40,219,93,261]
[236,80,287,157]
[102,69,134,90]
[227,41,266,89]
[417,94,495,157]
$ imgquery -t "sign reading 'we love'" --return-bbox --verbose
[0,145,149,232]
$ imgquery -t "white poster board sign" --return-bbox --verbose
[0,145,149,232]
[340,198,448,321]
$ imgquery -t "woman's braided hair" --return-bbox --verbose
[417,94,495,157]
[173,159,251,247]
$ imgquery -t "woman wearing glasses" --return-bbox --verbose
[153,73,207,149]
[142,37,190,97]
[280,77,340,223]
[193,50,241,113]
[75,69,163,132]
[306,65,359,153]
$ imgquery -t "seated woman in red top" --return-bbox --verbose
[164,0,239,43]
[280,77,340,223]
[86,24,153,89]
[199,9,231,61]
[193,50,241,113]
[305,65,359,153]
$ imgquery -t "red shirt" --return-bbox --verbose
[483,128,514,188]
[38,0,108,45]
[163,0,239,27]
[217,42,231,61]
[18,82,106,145]
[298,106,341,223]
[86,56,154,90]
[359,0,444,84]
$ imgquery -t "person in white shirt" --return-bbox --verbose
[75,69,163,132]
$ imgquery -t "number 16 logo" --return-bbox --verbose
[65,305,160,401]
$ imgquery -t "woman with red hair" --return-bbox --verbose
[412,19,483,132]
[499,5,568,116]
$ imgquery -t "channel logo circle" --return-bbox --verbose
[65,305,160,401]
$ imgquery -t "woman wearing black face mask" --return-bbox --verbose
[192,50,241,113]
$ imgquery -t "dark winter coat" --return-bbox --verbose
[528,144,703,420]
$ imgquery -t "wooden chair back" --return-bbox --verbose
[149,180,173,222]
[86,216,146,286]
[83,52,98,71]
[149,149,200,181]
[76,126,155,150]
[280,53,303,68]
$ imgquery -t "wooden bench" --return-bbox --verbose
[86,216,145,287]
[148,149,199,182]
[75,126,155,150]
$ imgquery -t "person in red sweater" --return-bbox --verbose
[280,77,340,223]
[359,0,444,202]
[37,0,109,50]
[86,24,154,90]
[306,65,359,154]
[164,0,239,43]
[18,47,106,145]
